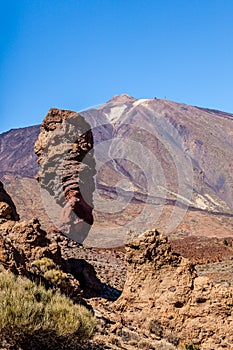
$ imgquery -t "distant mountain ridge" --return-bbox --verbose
[0,125,40,178]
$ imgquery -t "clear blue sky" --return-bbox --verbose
[1,0,233,133]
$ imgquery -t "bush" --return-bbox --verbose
[0,268,95,349]
[32,257,67,286]
[185,345,200,350]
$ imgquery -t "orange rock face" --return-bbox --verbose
[116,229,233,349]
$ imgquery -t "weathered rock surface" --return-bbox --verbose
[34,108,95,243]
[0,182,102,301]
[0,217,61,274]
[115,229,233,349]
[0,181,19,222]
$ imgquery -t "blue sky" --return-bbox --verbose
[1,0,233,133]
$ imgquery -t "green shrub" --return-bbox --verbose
[0,268,95,349]
[185,345,200,350]
[32,257,56,272]
[32,257,67,287]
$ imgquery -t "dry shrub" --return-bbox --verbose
[0,268,95,349]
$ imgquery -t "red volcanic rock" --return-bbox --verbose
[34,108,95,243]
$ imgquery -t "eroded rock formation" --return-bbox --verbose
[0,181,19,222]
[34,108,95,243]
[116,229,233,349]
[0,217,61,274]
[0,181,101,301]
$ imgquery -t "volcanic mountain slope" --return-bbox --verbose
[1,95,233,250]
[82,94,233,245]
[0,125,40,178]
[83,94,233,214]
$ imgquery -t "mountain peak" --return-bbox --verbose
[107,94,137,104]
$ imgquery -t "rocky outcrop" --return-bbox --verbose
[0,217,62,275]
[0,181,102,301]
[116,229,233,349]
[0,181,19,222]
[34,108,95,243]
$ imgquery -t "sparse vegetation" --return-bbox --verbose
[32,257,67,286]
[185,344,200,350]
[0,267,95,349]
[32,257,56,271]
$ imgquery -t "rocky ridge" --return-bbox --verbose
[0,125,40,178]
